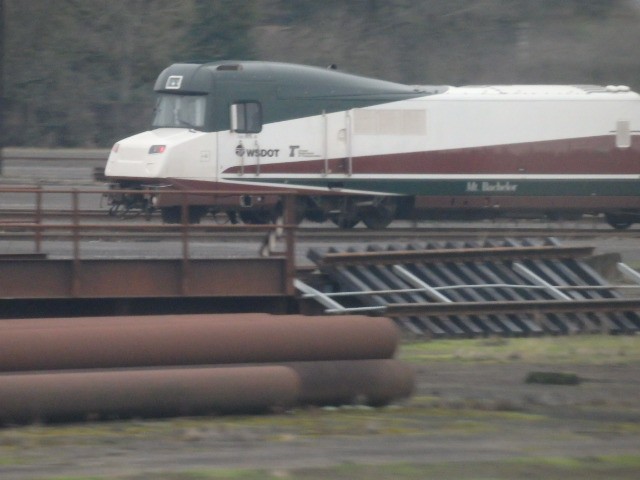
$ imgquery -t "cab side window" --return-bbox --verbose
[231,101,262,133]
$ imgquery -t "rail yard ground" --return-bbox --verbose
[1,159,640,478]
[1,335,639,480]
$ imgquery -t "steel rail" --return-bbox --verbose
[0,148,109,161]
[299,283,640,299]
[382,298,640,317]
[296,226,640,237]
[313,245,596,267]
[1,210,639,237]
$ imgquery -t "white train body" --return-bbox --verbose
[105,61,640,228]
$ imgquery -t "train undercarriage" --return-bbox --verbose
[104,182,640,230]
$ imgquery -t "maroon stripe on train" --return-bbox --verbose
[223,136,640,175]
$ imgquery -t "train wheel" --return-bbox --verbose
[115,203,143,220]
[605,213,634,230]
[188,206,206,224]
[240,211,274,224]
[361,197,398,230]
[161,206,205,224]
[292,197,308,224]
[161,206,181,224]
[329,197,360,228]
[330,215,360,229]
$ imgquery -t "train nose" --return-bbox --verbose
[106,139,164,178]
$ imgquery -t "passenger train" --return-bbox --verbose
[105,61,640,228]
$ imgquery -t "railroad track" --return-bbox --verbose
[1,208,639,239]
[299,238,640,337]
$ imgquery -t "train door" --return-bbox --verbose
[215,96,276,223]
[341,109,354,175]
[215,75,277,180]
[323,109,353,176]
[217,100,264,178]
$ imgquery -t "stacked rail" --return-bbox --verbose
[300,238,640,337]
[0,314,413,424]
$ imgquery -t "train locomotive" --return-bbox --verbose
[105,61,640,229]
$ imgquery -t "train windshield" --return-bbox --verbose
[152,93,206,129]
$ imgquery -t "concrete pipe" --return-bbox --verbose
[0,314,399,371]
[286,359,415,407]
[0,365,299,425]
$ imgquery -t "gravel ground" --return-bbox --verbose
[1,343,639,480]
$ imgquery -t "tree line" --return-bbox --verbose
[2,0,639,148]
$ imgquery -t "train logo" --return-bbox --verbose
[235,143,280,158]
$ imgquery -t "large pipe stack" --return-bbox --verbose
[0,314,414,424]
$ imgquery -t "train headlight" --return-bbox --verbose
[111,143,119,153]
[148,145,167,154]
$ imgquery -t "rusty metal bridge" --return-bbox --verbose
[0,186,298,317]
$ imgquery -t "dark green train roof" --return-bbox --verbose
[154,60,446,99]
[153,61,446,130]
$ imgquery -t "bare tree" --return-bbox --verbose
[0,0,4,173]
[3,0,639,148]
[4,0,193,146]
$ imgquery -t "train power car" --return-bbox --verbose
[105,61,640,229]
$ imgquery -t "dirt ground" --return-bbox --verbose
[1,337,639,480]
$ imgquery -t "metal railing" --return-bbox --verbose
[0,187,297,298]
[0,186,298,290]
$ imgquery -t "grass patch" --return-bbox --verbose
[0,421,175,448]
[36,455,640,479]
[525,371,581,385]
[0,404,542,457]
[399,335,640,365]
[154,455,640,480]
